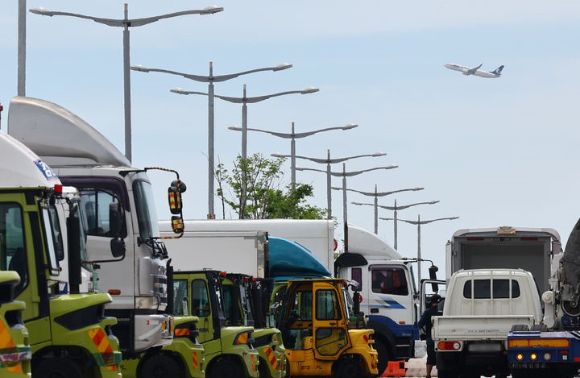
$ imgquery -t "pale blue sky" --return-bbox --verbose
[1,1,579,277]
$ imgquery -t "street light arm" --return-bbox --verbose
[211,64,293,82]
[341,186,424,197]
[219,88,319,104]
[386,216,459,225]
[132,62,292,83]
[170,88,208,96]
[296,167,327,174]
[336,165,399,177]
[351,202,374,207]
[378,200,440,211]
[128,8,224,27]
[230,127,293,139]
[30,8,125,26]
[292,124,358,138]
[132,66,213,82]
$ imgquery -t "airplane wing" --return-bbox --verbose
[466,64,483,75]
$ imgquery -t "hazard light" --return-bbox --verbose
[54,183,63,194]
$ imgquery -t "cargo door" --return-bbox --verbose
[312,282,351,360]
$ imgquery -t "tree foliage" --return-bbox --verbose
[215,153,327,220]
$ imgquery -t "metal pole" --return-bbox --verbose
[326,149,332,219]
[290,122,296,189]
[417,214,422,285]
[374,185,378,234]
[208,62,215,219]
[342,163,348,253]
[122,4,132,162]
[17,0,26,96]
[394,199,398,250]
[241,85,248,161]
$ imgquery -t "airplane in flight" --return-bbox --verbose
[444,63,504,78]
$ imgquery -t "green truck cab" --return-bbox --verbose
[0,131,123,377]
[173,270,259,378]
[0,271,31,377]
[222,273,286,378]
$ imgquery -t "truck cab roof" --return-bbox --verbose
[8,96,131,168]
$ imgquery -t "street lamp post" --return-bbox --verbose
[131,62,292,219]
[292,150,386,218]
[230,122,357,188]
[346,185,425,234]
[30,4,224,162]
[173,85,319,160]
[302,162,398,252]
[384,215,459,283]
[378,200,440,249]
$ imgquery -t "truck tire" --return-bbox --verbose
[209,358,242,378]
[140,354,183,378]
[34,358,83,378]
[437,369,459,378]
[335,358,363,378]
[374,339,391,374]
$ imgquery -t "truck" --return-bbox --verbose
[506,217,580,378]
[7,96,187,374]
[158,218,336,270]
[433,268,543,378]
[447,226,562,292]
[0,130,123,377]
[335,223,444,373]
[172,269,260,378]
[221,273,286,378]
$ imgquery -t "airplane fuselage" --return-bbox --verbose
[444,63,502,78]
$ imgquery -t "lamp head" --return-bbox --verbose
[30,7,52,16]
[131,65,150,73]
[372,152,387,157]
[202,6,225,14]
[344,124,358,130]
[274,63,293,71]
[228,126,242,131]
[301,87,319,94]
[170,88,187,94]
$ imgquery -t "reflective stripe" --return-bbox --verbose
[0,319,16,350]
[192,351,198,369]
[264,347,278,369]
[88,328,113,354]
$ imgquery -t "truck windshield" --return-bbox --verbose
[133,180,160,241]
[0,203,27,294]
[70,200,89,264]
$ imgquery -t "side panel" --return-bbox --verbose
[163,232,264,277]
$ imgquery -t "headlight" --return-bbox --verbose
[135,296,158,309]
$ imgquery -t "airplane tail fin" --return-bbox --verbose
[492,65,504,76]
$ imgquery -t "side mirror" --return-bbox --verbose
[429,265,439,292]
[168,180,186,215]
[171,216,184,234]
[109,202,124,238]
[110,238,125,258]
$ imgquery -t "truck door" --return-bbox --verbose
[312,282,351,360]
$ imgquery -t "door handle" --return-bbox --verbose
[370,308,379,314]
[329,322,336,325]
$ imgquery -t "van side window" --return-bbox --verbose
[463,279,520,299]
[371,267,408,296]
[80,191,124,237]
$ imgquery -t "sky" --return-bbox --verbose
[1,0,580,280]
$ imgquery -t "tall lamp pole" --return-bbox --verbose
[292,150,386,218]
[173,85,319,160]
[378,200,440,249]
[132,62,292,219]
[345,185,424,234]
[302,163,398,251]
[231,122,357,188]
[30,4,223,162]
[386,215,459,283]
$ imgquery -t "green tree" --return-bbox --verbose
[215,153,327,219]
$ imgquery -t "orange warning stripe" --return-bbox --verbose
[175,328,190,337]
[0,319,16,350]
[88,328,113,354]
[191,350,198,369]
[264,347,278,370]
